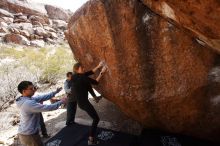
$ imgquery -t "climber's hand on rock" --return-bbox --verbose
[100,66,107,74]
[98,61,105,68]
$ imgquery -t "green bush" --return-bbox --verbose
[37,46,75,84]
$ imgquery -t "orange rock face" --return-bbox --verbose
[141,0,220,52]
[66,0,220,142]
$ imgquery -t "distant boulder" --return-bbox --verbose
[32,21,43,27]
[8,22,33,33]
[0,8,13,18]
[0,33,6,37]
[34,27,48,38]
[45,38,55,44]
[9,27,20,34]
[45,5,71,22]
[2,17,13,24]
[19,29,30,38]
[0,0,47,17]
[29,15,49,25]
[0,22,8,27]
[48,31,57,39]
[0,27,8,33]
[4,33,30,45]
[44,26,56,32]
[14,14,29,23]
[52,19,67,30]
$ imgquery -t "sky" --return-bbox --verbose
[30,0,89,12]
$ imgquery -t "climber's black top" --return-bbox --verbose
[71,70,98,106]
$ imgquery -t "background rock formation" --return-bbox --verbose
[66,0,220,142]
[0,0,72,46]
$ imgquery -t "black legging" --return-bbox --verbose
[78,102,100,137]
[66,101,77,126]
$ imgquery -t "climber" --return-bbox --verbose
[71,61,106,145]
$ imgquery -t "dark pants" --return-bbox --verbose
[39,113,47,136]
[79,102,100,137]
[66,101,77,126]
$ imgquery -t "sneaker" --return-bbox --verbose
[88,139,100,145]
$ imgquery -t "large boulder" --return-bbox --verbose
[66,0,220,143]
[45,5,71,22]
[4,33,30,45]
[141,0,220,53]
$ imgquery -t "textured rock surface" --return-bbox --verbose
[52,19,67,30]
[66,0,220,142]
[0,0,72,24]
[0,0,71,46]
[45,5,72,22]
[4,33,30,45]
[0,8,14,18]
[1,17,13,24]
[141,0,220,53]
[0,0,48,23]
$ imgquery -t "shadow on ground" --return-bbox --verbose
[9,98,219,146]
[10,98,142,146]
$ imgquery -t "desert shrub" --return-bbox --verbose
[0,44,75,110]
